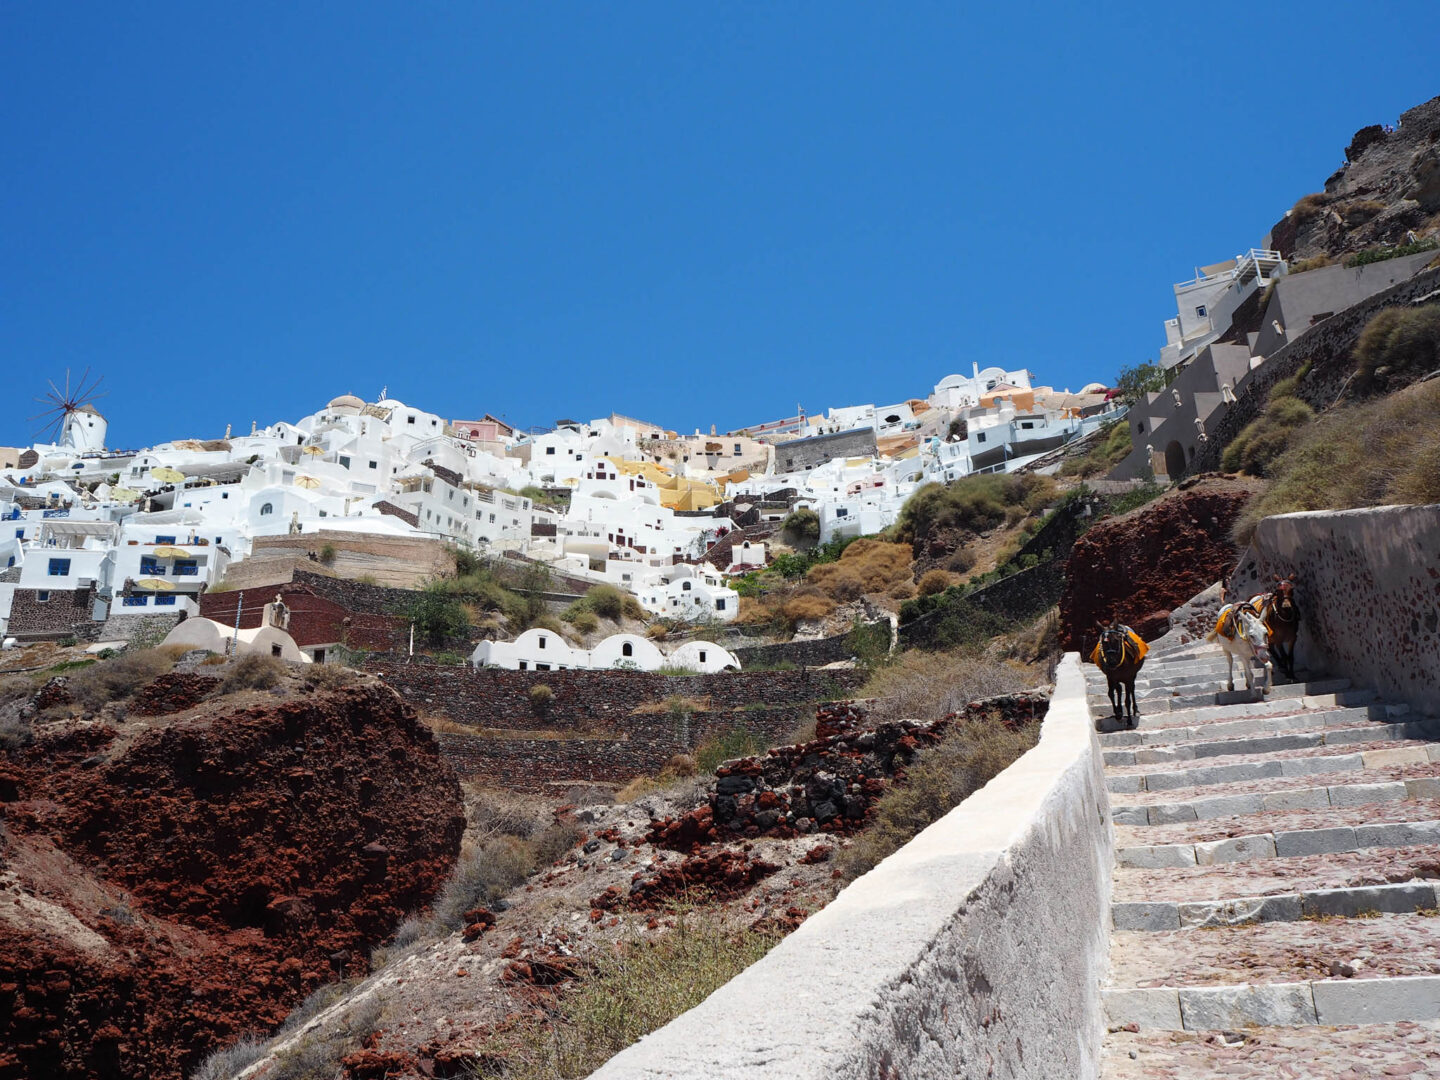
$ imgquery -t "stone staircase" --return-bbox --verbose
[1092,641,1440,1076]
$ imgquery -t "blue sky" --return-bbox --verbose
[3,4,1437,449]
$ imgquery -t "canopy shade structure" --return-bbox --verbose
[293,475,322,490]
[151,545,190,559]
[135,577,176,592]
[301,445,326,456]
[108,487,139,501]
[150,467,185,483]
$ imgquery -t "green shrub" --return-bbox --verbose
[65,649,174,713]
[564,608,601,635]
[695,724,764,774]
[1352,302,1440,392]
[529,683,554,711]
[892,474,1056,545]
[1221,380,1316,477]
[779,508,821,547]
[1113,362,1169,405]
[585,584,627,621]
[318,543,337,566]
[406,586,473,646]
[1345,237,1439,269]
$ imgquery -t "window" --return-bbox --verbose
[976,433,986,443]
[48,558,71,576]
[272,644,283,657]
[368,461,378,470]
[260,503,273,516]
[1196,305,1208,318]
[37,591,51,602]
[13,529,22,539]
[122,595,147,607]
[699,651,707,663]
[155,535,176,545]
[836,508,848,518]
[215,537,223,545]
[173,560,198,577]
[622,642,633,657]
[682,581,692,591]
[715,599,726,611]
[407,416,415,424]
[538,636,546,649]
[734,444,742,455]
[154,594,176,606]
[339,456,351,469]
[1021,421,1034,429]
[534,663,550,671]
[546,446,556,455]
[140,557,165,576]
[519,661,528,670]
[489,513,496,523]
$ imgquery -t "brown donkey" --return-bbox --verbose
[1091,621,1147,727]
[1252,576,1301,683]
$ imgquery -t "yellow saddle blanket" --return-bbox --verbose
[1090,627,1148,667]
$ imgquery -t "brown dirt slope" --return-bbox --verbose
[1059,475,1261,652]
[0,682,465,1080]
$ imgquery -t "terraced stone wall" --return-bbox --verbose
[1230,504,1440,716]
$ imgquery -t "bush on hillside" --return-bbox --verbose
[916,569,954,597]
[806,539,913,602]
[583,584,628,621]
[1352,302,1440,392]
[892,474,1056,545]
[1232,378,1440,543]
[1221,392,1316,477]
[407,587,473,646]
[219,653,287,693]
[1059,420,1131,479]
[1290,192,1330,221]
[65,649,174,714]
[779,508,821,547]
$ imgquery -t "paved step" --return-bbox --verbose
[1118,816,1440,868]
[1103,1023,1440,1078]
[1102,703,1410,749]
[1103,974,1440,1030]
[1114,796,1440,850]
[1109,911,1440,987]
[1103,719,1440,766]
[1087,677,1351,710]
[1112,772,1440,826]
[1113,879,1440,931]
[1106,742,1440,795]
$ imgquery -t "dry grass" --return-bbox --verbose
[1291,192,1331,220]
[858,648,1036,725]
[1352,302,1440,392]
[837,715,1039,881]
[1289,254,1334,274]
[1233,378,1440,543]
[474,914,783,1080]
[916,569,954,597]
[63,649,175,714]
[218,653,287,694]
[805,539,913,602]
[1221,392,1315,477]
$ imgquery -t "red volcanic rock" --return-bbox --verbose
[1060,477,1258,651]
[129,672,220,716]
[0,682,465,1080]
[595,850,781,912]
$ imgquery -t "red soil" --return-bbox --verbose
[0,682,465,1080]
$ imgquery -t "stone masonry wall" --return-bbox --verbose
[6,586,96,640]
[1229,504,1440,716]
[368,661,864,730]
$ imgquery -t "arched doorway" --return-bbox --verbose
[1164,440,1186,480]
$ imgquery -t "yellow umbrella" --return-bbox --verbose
[294,475,322,490]
[150,467,186,483]
[109,487,139,501]
[135,577,176,592]
[152,545,189,559]
[302,445,326,457]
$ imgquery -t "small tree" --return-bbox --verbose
[1114,362,1169,405]
[780,508,821,547]
[408,588,471,647]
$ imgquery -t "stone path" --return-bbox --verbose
[1093,642,1440,1076]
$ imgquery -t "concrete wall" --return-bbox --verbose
[586,654,1113,1080]
[1229,505,1440,716]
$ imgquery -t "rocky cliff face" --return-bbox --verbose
[1271,95,1440,260]
[0,681,464,1080]
[1059,477,1259,651]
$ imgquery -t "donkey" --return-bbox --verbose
[1207,599,1273,695]
[1252,576,1301,683]
[1093,621,1147,726]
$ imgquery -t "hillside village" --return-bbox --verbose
[2,74,1440,1080]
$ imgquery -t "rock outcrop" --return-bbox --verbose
[1059,477,1259,652]
[0,682,465,1080]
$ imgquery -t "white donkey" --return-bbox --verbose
[1207,600,1273,694]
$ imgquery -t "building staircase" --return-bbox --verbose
[1091,640,1440,1076]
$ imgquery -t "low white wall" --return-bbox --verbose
[587,654,1113,1080]
[1230,504,1440,716]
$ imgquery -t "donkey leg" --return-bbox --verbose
[1225,651,1235,693]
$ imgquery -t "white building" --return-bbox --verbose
[471,628,739,672]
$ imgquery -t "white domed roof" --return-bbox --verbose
[328,394,366,411]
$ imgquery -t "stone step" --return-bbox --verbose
[1130,692,1392,730]
[1112,879,1440,932]
[1089,679,1356,715]
[1102,719,1440,767]
[1100,704,1409,749]
[1086,676,1347,707]
[1102,974,1440,1030]
[1113,795,1440,852]
[1117,816,1440,868]
[1108,911,1440,990]
[1103,1021,1440,1075]
[1105,744,1440,795]
[1111,774,1440,826]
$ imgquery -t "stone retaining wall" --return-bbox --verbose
[369,661,864,730]
[1229,504,1440,716]
[586,653,1114,1080]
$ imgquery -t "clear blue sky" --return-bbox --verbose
[3,4,1437,449]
